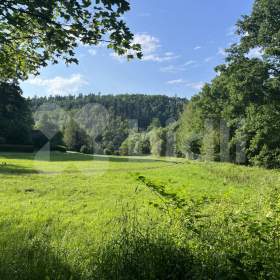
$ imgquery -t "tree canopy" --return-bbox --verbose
[177,0,280,168]
[31,94,186,154]
[0,82,33,144]
[0,0,142,80]
[228,0,280,73]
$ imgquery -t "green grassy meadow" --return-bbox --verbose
[0,152,280,279]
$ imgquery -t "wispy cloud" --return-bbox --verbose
[143,52,179,62]
[166,79,204,90]
[160,65,185,73]
[26,74,88,95]
[111,33,179,63]
[184,60,196,66]
[194,46,202,50]
[160,60,196,73]
[186,81,204,90]
[166,79,186,85]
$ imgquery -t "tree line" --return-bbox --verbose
[31,94,185,155]
[0,90,186,156]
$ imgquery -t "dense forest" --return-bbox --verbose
[29,94,186,130]
[0,92,186,156]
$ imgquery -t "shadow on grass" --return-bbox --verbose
[0,152,172,164]
[93,235,195,280]
[0,230,195,280]
[92,155,172,164]
[0,164,39,174]
[0,232,81,280]
[0,225,253,280]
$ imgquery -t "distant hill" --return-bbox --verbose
[29,94,187,129]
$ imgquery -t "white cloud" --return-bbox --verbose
[166,79,186,85]
[194,46,202,50]
[160,60,196,73]
[166,79,204,90]
[184,60,196,66]
[88,49,97,56]
[111,33,178,63]
[27,74,88,95]
[186,82,204,90]
[247,47,263,59]
[133,33,160,54]
[160,65,185,73]
[142,53,179,62]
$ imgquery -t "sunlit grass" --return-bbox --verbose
[0,152,279,279]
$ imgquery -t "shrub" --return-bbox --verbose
[119,142,129,156]
[114,150,120,156]
[80,145,93,154]
[120,132,150,156]
[104,148,113,155]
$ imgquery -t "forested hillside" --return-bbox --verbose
[30,94,186,129]
[28,94,186,155]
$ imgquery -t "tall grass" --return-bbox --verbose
[1,153,280,279]
[1,186,280,279]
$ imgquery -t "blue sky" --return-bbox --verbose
[21,0,254,99]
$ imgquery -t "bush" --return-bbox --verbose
[0,144,34,153]
[119,142,129,156]
[114,150,120,156]
[104,148,113,155]
[120,132,150,156]
[80,145,93,154]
